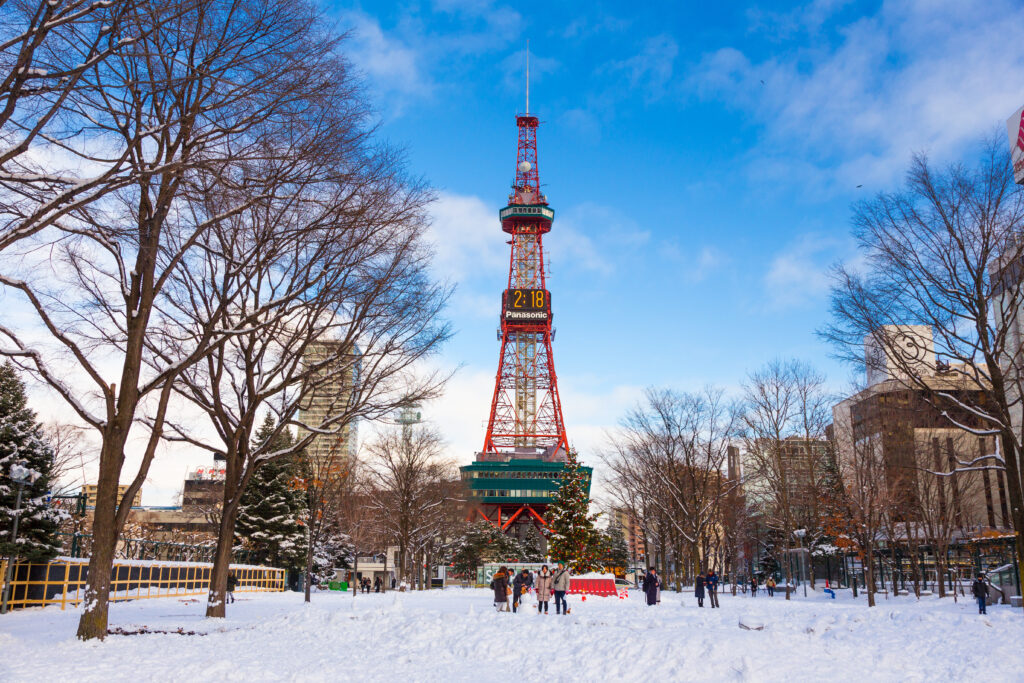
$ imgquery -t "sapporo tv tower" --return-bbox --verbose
[461,49,592,538]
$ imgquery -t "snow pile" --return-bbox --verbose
[1,587,1022,681]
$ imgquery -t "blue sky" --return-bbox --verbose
[21,1,1024,505]
[322,0,1024,473]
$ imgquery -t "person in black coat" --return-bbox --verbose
[644,567,660,606]
[491,567,511,612]
[972,575,989,615]
[694,573,706,607]
[512,569,533,613]
[226,572,238,604]
[750,576,758,597]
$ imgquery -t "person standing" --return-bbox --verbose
[750,576,758,597]
[226,572,238,604]
[972,574,989,615]
[491,567,511,612]
[644,567,660,606]
[694,573,705,608]
[707,570,720,608]
[374,577,381,593]
[535,565,553,614]
[552,562,571,615]
[766,576,776,597]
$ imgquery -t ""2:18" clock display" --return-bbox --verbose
[503,288,551,322]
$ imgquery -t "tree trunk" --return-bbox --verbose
[865,546,876,607]
[206,496,242,618]
[304,532,313,603]
[783,538,793,601]
[998,432,1024,611]
[352,555,359,600]
[75,436,126,641]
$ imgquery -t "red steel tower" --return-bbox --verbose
[483,112,567,460]
[459,101,587,537]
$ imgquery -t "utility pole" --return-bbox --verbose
[794,528,807,598]
[1,463,41,614]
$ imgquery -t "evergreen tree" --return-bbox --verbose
[449,521,540,577]
[546,450,602,573]
[599,522,629,572]
[234,414,308,570]
[519,523,546,562]
[0,362,62,562]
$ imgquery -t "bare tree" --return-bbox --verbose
[298,438,352,602]
[42,423,93,496]
[601,387,739,589]
[823,139,1024,603]
[156,145,450,618]
[366,424,458,588]
[0,0,150,252]
[0,0,390,639]
[830,401,897,607]
[335,463,383,598]
[742,359,831,599]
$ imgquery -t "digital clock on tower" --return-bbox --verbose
[502,288,551,322]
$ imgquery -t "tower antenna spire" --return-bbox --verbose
[525,40,530,114]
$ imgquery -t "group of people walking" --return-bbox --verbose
[749,576,777,597]
[358,576,383,593]
[641,568,721,608]
[490,563,571,614]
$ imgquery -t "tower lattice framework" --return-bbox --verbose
[482,113,569,460]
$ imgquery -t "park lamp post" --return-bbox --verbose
[794,528,808,598]
[1,462,41,614]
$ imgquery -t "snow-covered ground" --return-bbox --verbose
[1,586,1021,682]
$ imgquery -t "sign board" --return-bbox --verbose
[503,288,551,323]
[476,562,548,585]
[1007,105,1024,185]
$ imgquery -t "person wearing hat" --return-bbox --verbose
[644,567,660,606]
[972,574,989,615]
[552,562,571,615]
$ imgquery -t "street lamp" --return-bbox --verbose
[793,529,808,598]
[1,463,41,614]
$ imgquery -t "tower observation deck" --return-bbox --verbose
[461,104,591,536]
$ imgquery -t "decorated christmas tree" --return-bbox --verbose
[0,362,63,562]
[234,413,308,570]
[546,449,601,573]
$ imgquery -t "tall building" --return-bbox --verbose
[81,484,141,509]
[832,325,1012,532]
[611,507,646,564]
[295,340,358,471]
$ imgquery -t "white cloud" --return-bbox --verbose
[609,34,678,102]
[689,0,1024,191]
[551,203,650,276]
[764,233,853,310]
[340,11,432,112]
[426,191,508,282]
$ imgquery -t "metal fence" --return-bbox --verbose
[0,558,286,611]
[59,532,258,565]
